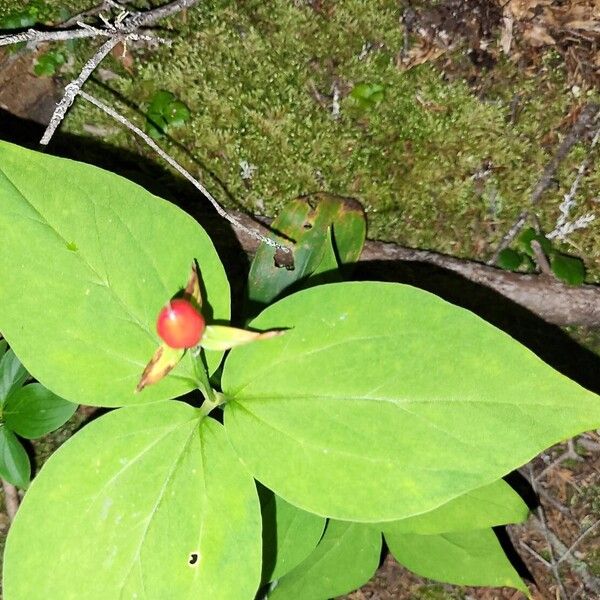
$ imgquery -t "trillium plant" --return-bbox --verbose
[1,141,600,599]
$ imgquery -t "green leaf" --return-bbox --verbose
[349,83,386,109]
[259,487,326,583]
[246,193,366,316]
[497,248,523,271]
[146,91,190,136]
[380,479,529,535]
[0,426,30,488]
[4,403,262,599]
[308,227,341,284]
[385,528,527,593]
[0,141,230,407]
[4,383,77,439]
[0,339,7,358]
[223,282,600,521]
[0,349,28,405]
[33,51,65,77]
[166,100,191,127]
[551,253,585,286]
[148,90,175,113]
[268,520,381,600]
[517,227,553,258]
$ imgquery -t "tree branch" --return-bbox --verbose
[0,0,201,144]
[225,211,600,327]
[40,36,122,144]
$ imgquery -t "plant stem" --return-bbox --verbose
[199,392,225,417]
[191,347,215,402]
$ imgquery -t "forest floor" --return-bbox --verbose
[1,0,600,598]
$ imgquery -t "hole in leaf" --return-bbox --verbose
[188,552,199,566]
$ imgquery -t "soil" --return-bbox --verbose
[1,1,600,599]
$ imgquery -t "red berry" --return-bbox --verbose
[156,299,205,349]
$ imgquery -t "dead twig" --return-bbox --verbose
[61,0,130,28]
[78,90,290,254]
[488,103,600,265]
[536,440,584,482]
[529,512,600,597]
[558,520,600,566]
[40,36,123,144]
[530,239,552,276]
[520,540,552,569]
[1,0,200,145]
[525,464,570,600]
[549,121,600,241]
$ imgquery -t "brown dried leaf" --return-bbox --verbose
[184,260,202,307]
[136,343,184,392]
[522,23,556,47]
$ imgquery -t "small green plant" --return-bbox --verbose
[349,82,387,110]
[0,341,76,489]
[497,226,586,285]
[33,48,66,77]
[145,90,191,139]
[2,141,600,598]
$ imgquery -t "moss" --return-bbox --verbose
[3,0,600,278]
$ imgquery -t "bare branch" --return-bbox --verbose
[549,121,600,240]
[558,520,600,565]
[530,239,552,276]
[488,103,600,265]
[129,0,200,27]
[0,1,204,144]
[525,464,570,600]
[0,27,106,46]
[40,36,122,145]
[62,1,131,28]
[78,90,291,254]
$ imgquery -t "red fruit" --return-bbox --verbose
[156,299,205,349]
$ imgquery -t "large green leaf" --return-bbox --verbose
[4,383,77,439]
[259,487,326,583]
[380,479,529,535]
[223,282,600,521]
[246,193,365,316]
[268,520,381,600]
[0,426,30,488]
[385,528,527,593]
[0,349,28,405]
[0,141,230,407]
[3,403,262,599]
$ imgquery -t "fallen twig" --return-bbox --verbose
[530,239,552,276]
[40,36,122,144]
[549,122,600,241]
[526,464,570,600]
[489,103,600,265]
[0,0,201,145]
[558,520,600,566]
